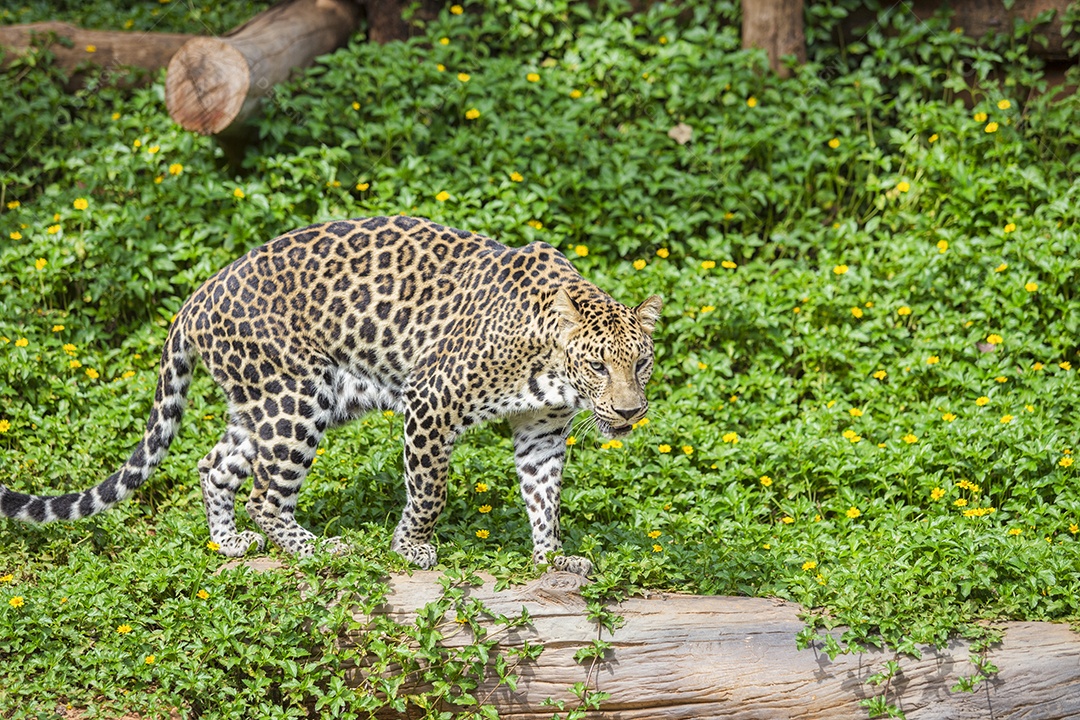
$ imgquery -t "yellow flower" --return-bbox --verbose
[69,360,82,370]
[476,529,490,539]
[975,396,989,406]
[355,182,370,192]
[833,264,848,275]
[1070,524,1079,534]
[721,260,737,269]
[1025,404,1034,413]
[196,589,209,600]
[1025,282,1038,292]
[9,231,22,240]
[658,444,672,453]
[145,655,155,665]
[565,436,576,446]
[509,171,523,182]
[937,239,948,253]
[147,145,160,155]
[475,482,488,493]
[1061,456,1074,468]
[902,434,918,444]
[656,248,669,259]
[849,408,863,417]
[846,507,861,519]
[851,307,864,319]
[1003,222,1016,233]
[994,263,1008,273]
[985,122,999,133]
[117,624,132,634]
[607,439,623,449]
[1000,414,1014,424]
[439,36,450,45]
[47,225,60,234]
[15,337,28,348]
[997,99,1011,110]
[722,432,739,444]
[465,108,480,120]
[435,191,451,202]
[648,530,662,539]
[85,368,100,380]
[6,200,19,209]
[802,560,818,571]
[63,343,77,355]
[1061,361,1073,371]
[974,112,988,122]
[9,596,24,608]
[942,412,957,422]
[931,487,946,501]
[569,89,582,99]
[746,96,757,108]
[457,72,470,82]
[701,260,716,270]
[450,4,463,13]
[897,305,912,316]
[478,504,492,514]
[700,305,715,313]
[436,63,445,72]
[73,197,88,210]
[526,72,540,82]
[206,541,220,552]
[986,334,1003,345]
[873,370,887,380]
[86,44,96,53]
[1033,362,1044,371]
[527,220,543,229]
[682,444,695,454]
[574,245,589,257]
[954,498,968,507]
[1008,528,1022,536]
[724,211,735,220]
[828,138,840,149]
[697,361,708,370]
[168,163,183,176]
[926,355,940,365]
[0,573,12,582]
[154,176,163,184]
[633,259,646,270]
[781,516,794,524]
[652,544,662,553]
[760,475,773,487]
[995,376,1007,383]
[928,133,939,143]
[896,181,910,193]
[233,188,245,199]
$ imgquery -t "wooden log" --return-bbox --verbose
[345,570,1080,718]
[0,21,195,88]
[164,0,362,136]
[220,558,1080,719]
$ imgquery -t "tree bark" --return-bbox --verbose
[164,0,362,136]
[0,21,195,89]
[741,0,806,77]
[232,560,1080,719]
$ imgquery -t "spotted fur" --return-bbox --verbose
[0,217,661,574]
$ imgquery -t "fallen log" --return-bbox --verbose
[164,0,362,136]
[0,21,195,89]
[237,560,1080,718]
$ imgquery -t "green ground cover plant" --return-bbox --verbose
[1,0,1079,716]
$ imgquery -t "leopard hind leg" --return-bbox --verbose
[199,423,265,557]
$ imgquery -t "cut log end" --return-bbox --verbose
[165,37,250,135]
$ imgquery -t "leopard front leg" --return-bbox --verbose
[390,400,455,570]
[510,410,593,576]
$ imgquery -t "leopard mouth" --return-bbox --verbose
[596,417,633,438]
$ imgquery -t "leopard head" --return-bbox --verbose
[553,287,662,438]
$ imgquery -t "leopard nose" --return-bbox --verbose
[614,405,644,421]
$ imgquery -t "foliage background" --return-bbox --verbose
[1,0,1079,716]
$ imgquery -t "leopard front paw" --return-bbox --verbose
[393,541,438,569]
[550,554,594,577]
[215,531,266,557]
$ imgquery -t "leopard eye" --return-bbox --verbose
[589,361,607,375]
[635,358,650,374]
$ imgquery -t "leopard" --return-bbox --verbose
[0,216,662,575]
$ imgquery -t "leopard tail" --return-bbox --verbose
[0,317,195,523]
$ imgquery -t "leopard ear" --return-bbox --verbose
[635,295,663,335]
[552,287,582,345]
